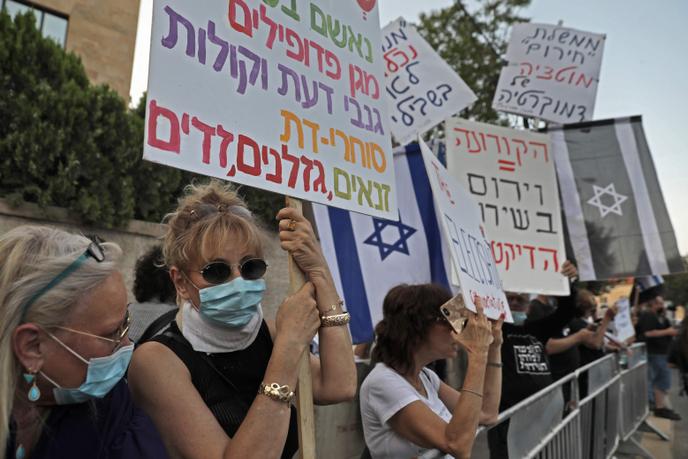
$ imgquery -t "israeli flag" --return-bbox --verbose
[550,116,683,280]
[635,275,664,292]
[313,144,454,343]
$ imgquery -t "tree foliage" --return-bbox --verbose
[0,11,283,228]
[665,257,688,307]
[417,0,530,125]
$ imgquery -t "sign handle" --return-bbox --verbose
[285,196,316,459]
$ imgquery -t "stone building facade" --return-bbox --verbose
[3,0,140,100]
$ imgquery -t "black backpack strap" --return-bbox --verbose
[136,309,179,345]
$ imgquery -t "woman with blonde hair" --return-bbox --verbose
[1,226,168,459]
[129,180,357,459]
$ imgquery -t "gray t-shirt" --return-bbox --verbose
[360,363,452,459]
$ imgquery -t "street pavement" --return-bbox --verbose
[639,371,688,459]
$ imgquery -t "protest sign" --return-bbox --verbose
[144,2,394,455]
[144,0,395,219]
[446,118,568,295]
[492,23,605,124]
[419,139,511,321]
[611,298,635,342]
[381,18,476,145]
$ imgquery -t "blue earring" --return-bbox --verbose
[23,372,40,402]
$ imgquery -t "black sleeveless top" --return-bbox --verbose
[152,320,299,458]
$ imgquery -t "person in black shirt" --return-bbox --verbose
[567,290,616,366]
[566,290,616,397]
[129,181,357,459]
[487,261,579,459]
[527,295,555,322]
[635,290,680,420]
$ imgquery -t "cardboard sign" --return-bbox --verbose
[446,118,569,295]
[492,23,605,124]
[144,0,396,219]
[419,139,511,321]
[611,298,635,342]
[381,18,476,145]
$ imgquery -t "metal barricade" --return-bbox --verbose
[613,343,668,458]
[576,354,621,459]
[618,343,649,441]
[480,372,582,459]
[481,348,645,459]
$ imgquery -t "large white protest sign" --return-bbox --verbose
[382,18,476,146]
[611,299,635,343]
[446,118,568,295]
[144,0,396,218]
[419,140,511,322]
[492,23,605,124]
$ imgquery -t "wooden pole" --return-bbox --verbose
[285,196,316,459]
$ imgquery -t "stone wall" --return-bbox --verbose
[30,0,140,101]
[0,198,291,320]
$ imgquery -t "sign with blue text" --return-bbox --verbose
[420,139,511,321]
[382,18,476,145]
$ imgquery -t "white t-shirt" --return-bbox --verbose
[360,363,452,459]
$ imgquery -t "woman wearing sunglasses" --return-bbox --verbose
[128,181,357,459]
[0,226,168,459]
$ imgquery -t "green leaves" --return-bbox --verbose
[417,0,530,126]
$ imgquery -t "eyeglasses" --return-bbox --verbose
[21,241,106,320]
[197,258,268,284]
[56,309,132,349]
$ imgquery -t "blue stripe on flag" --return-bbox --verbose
[405,147,450,288]
[326,207,374,343]
[637,275,664,291]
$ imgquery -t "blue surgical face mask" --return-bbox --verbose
[40,332,133,405]
[512,311,528,326]
[189,275,266,328]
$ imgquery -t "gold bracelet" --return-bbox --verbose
[487,362,503,368]
[320,312,350,327]
[460,388,483,398]
[321,299,345,317]
[258,382,295,404]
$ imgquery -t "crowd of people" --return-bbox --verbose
[1,179,686,459]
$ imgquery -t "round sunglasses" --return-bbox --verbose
[197,258,268,284]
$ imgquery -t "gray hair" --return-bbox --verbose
[0,225,122,457]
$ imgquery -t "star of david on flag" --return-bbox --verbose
[586,183,628,218]
[363,214,417,261]
[313,144,454,343]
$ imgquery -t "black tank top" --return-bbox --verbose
[152,320,299,458]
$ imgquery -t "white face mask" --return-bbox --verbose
[179,301,263,353]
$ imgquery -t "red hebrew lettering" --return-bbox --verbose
[431,163,454,205]
[147,100,180,153]
[281,144,300,188]
[237,134,262,176]
[191,117,216,164]
[216,125,234,168]
[228,0,253,37]
[261,145,282,184]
